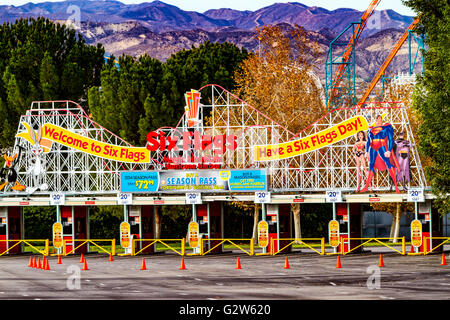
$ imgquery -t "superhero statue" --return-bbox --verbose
[394,132,411,190]
[359,115,401,194]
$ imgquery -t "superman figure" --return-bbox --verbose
[359,115,401,194]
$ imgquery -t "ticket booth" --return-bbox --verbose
[194,202,223,254]
[0,207,23,254]
[266,204,291,254]
[410,201,443,253]
[61,206,88,254]
[337,203,362,254]
[128,205,154,253]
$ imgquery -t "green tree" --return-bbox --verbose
[0,17,105,148]
[403,0,450,214]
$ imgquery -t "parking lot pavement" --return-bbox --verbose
[0,252,449,300]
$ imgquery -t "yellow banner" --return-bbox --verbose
[18,123,150,163]
[254,115,370,161]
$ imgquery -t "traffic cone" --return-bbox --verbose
[441,253,447,266]
[109,253,114,262]
[179,257,186,270]
[44,258,50,271]
[284,257,290,269]
[336,256,342,269]
[28,256,33,267]
[235,257,242,270]
[140,258,147,270]
[32,257,37,268]
[37,257,42,269]
[81,258,89,270]
[79,253,84,263]
[57,255,62,264]
[379,254,385,267]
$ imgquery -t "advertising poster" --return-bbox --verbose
[120,169,267,193]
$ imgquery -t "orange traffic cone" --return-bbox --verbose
[57,255,62,264]
[109,253,114,262]
[179,257,186,270]
[284,257,290,269]
[81,258,89,270]
[235,257,242,269]
[441,253,447,266]
[140,258,147,270]
[79,253,84,263]
[37,257,42,269]
[44,258,50,271]
[379,254,385,267]
[32,257,37,268]
[28,256,33,267]
[336,256,342,269]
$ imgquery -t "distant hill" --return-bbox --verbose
[1,1,421,79]
[0,0,414,36]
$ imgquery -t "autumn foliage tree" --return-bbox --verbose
[233,25,326,240]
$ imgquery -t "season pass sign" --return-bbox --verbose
[120,170,267,193]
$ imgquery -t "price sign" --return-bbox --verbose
[50,193,65,205]
[328,220,340,248]
[325,190,342,203]
[52,222,63,249]
[186,193,202,204]
[188,222,200,248]
[407,188,424,202]
[254,192,271,204]
[117,193,133,205]
[411,219,422,248]
[120,221,131,248]
[257,221,269,248]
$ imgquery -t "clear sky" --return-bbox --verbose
[0,0,416,16]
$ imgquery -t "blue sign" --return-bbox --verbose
[120,170,267,193]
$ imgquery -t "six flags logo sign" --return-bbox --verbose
[146,90,237,156]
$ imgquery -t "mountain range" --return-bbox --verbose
[1,0,414,35]
[0,0,421,79]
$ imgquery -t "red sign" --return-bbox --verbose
[369,198,380,202]
[293,198,304,203]
[146,131,237,155]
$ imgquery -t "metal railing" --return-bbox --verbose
[132,238,185,256]
[0,239,49,256]
[270,238,326,255]
[200,238,255,256]
[62,239,116,256]
[424,237,450,255]
[340,237,406,255]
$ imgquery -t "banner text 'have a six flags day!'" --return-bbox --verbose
[253,116,369,161]
[42,123,150,163]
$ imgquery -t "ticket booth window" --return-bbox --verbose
[199,219,208,234]
[62,217,72,234]
[142,216,152,234]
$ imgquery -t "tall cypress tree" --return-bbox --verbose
[403,0,450,214]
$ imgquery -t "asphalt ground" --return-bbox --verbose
[0,250,449,302]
